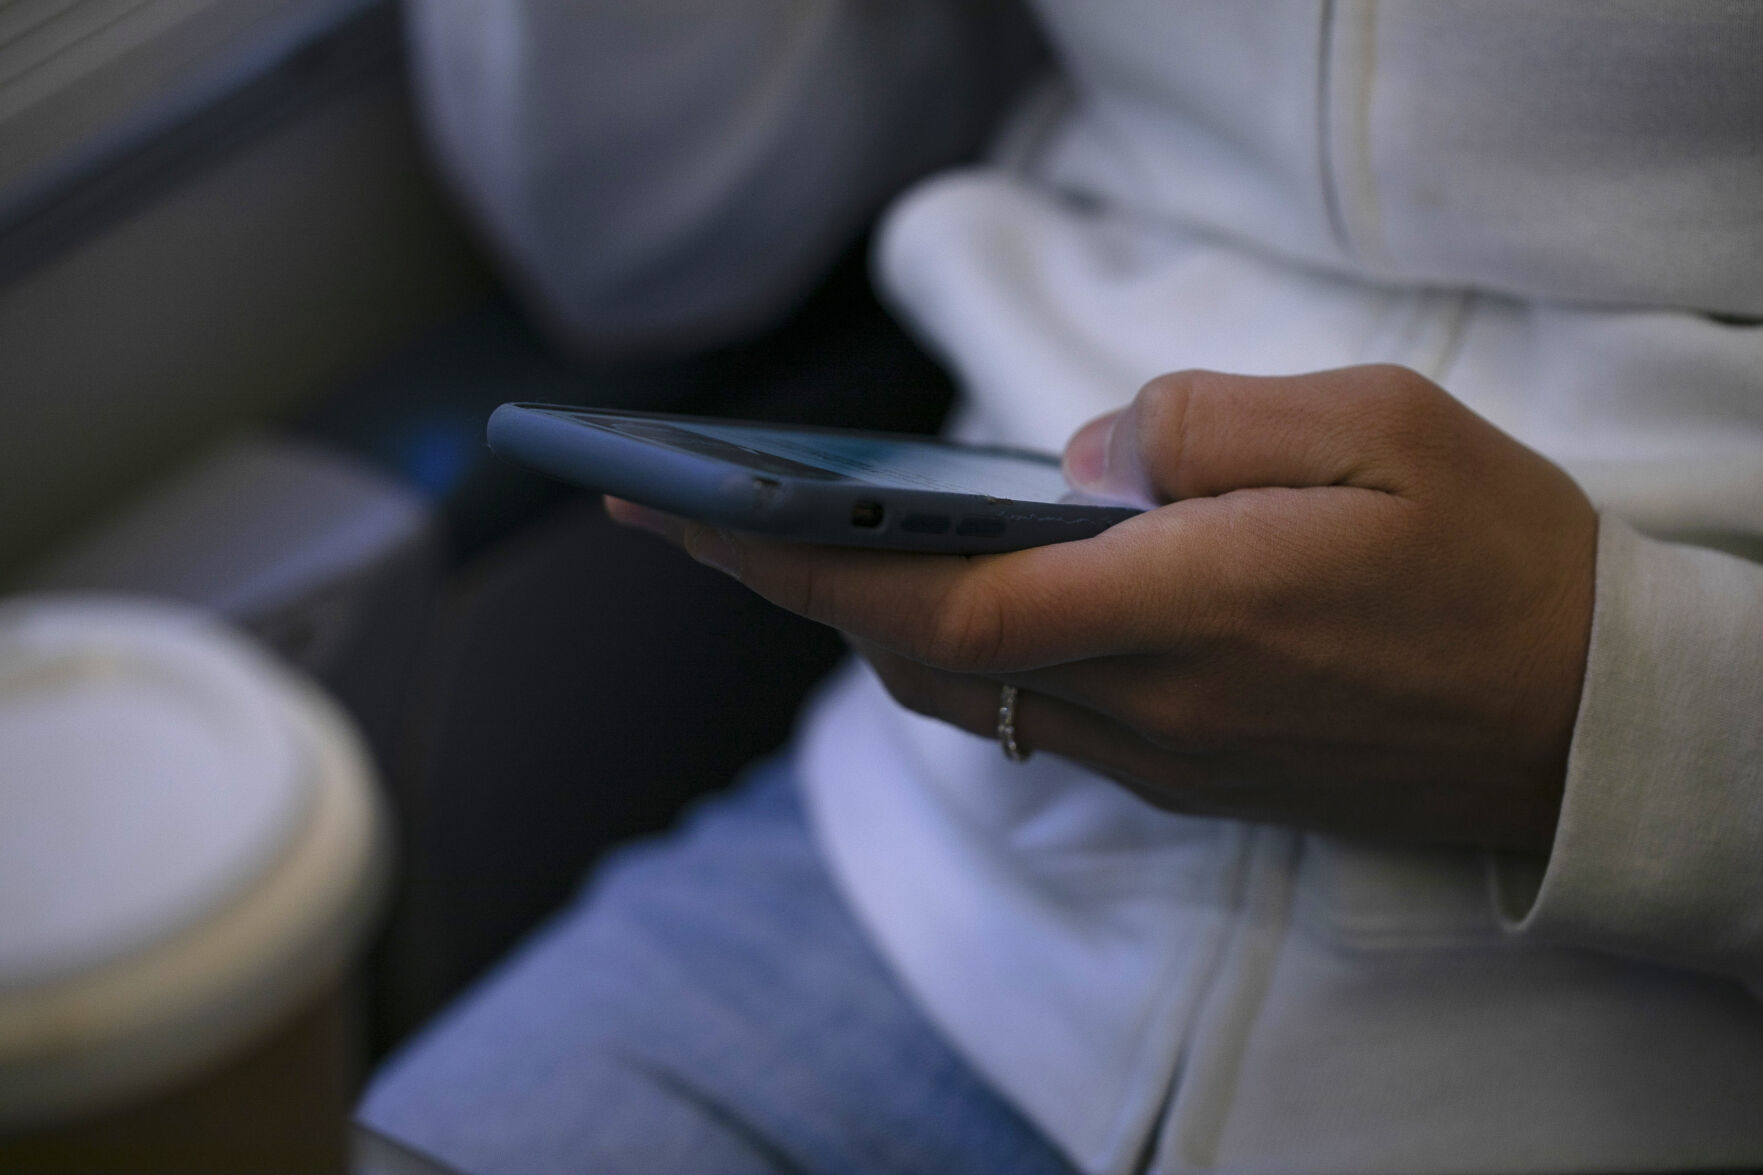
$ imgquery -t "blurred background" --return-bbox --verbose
[0,0,967,1167]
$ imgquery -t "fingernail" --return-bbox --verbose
[606,496,666,534]
[685,527,742,578]
[1063,414,1116,490]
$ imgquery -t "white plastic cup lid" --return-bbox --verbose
[0,594,386,1127]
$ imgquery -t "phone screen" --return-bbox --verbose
[549,410,1077,502]
[675,422,1073,499]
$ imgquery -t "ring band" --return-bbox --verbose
[997,684,1031,763]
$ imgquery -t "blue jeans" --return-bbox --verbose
[355,760,1077,1175]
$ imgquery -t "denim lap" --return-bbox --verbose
[356,760,1078,1175]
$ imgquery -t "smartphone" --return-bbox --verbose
[486,403,1141,553]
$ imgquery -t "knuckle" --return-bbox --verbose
[1133,371,1202,494]
[1140,708,1209,753]
[783,558,878,639]
[1136,371,1200,439]
[1136,371,1196,417]
[1359,365,1469,480]
[782,560,833,626]
[919,578,1007,672]
[1125,682,1229,753]
[1146,712,1227,757]
[1365,364,1446,433]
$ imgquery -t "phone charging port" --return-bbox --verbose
[850,501,885,529]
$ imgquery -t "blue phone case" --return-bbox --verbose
[487,403,1140,553]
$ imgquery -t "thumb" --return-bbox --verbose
[1061,410,1155,509]
[1064,365,1454,504]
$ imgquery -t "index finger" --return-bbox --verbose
[682,507,1215,674]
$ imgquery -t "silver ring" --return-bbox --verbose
[997,684,1031,763]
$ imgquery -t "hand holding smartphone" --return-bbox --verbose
[486,403,1140,553]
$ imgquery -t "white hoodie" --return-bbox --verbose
[411,3,1763,1171]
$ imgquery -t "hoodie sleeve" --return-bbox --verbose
[404,0,1042,356]
[1494,514,1763,989]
